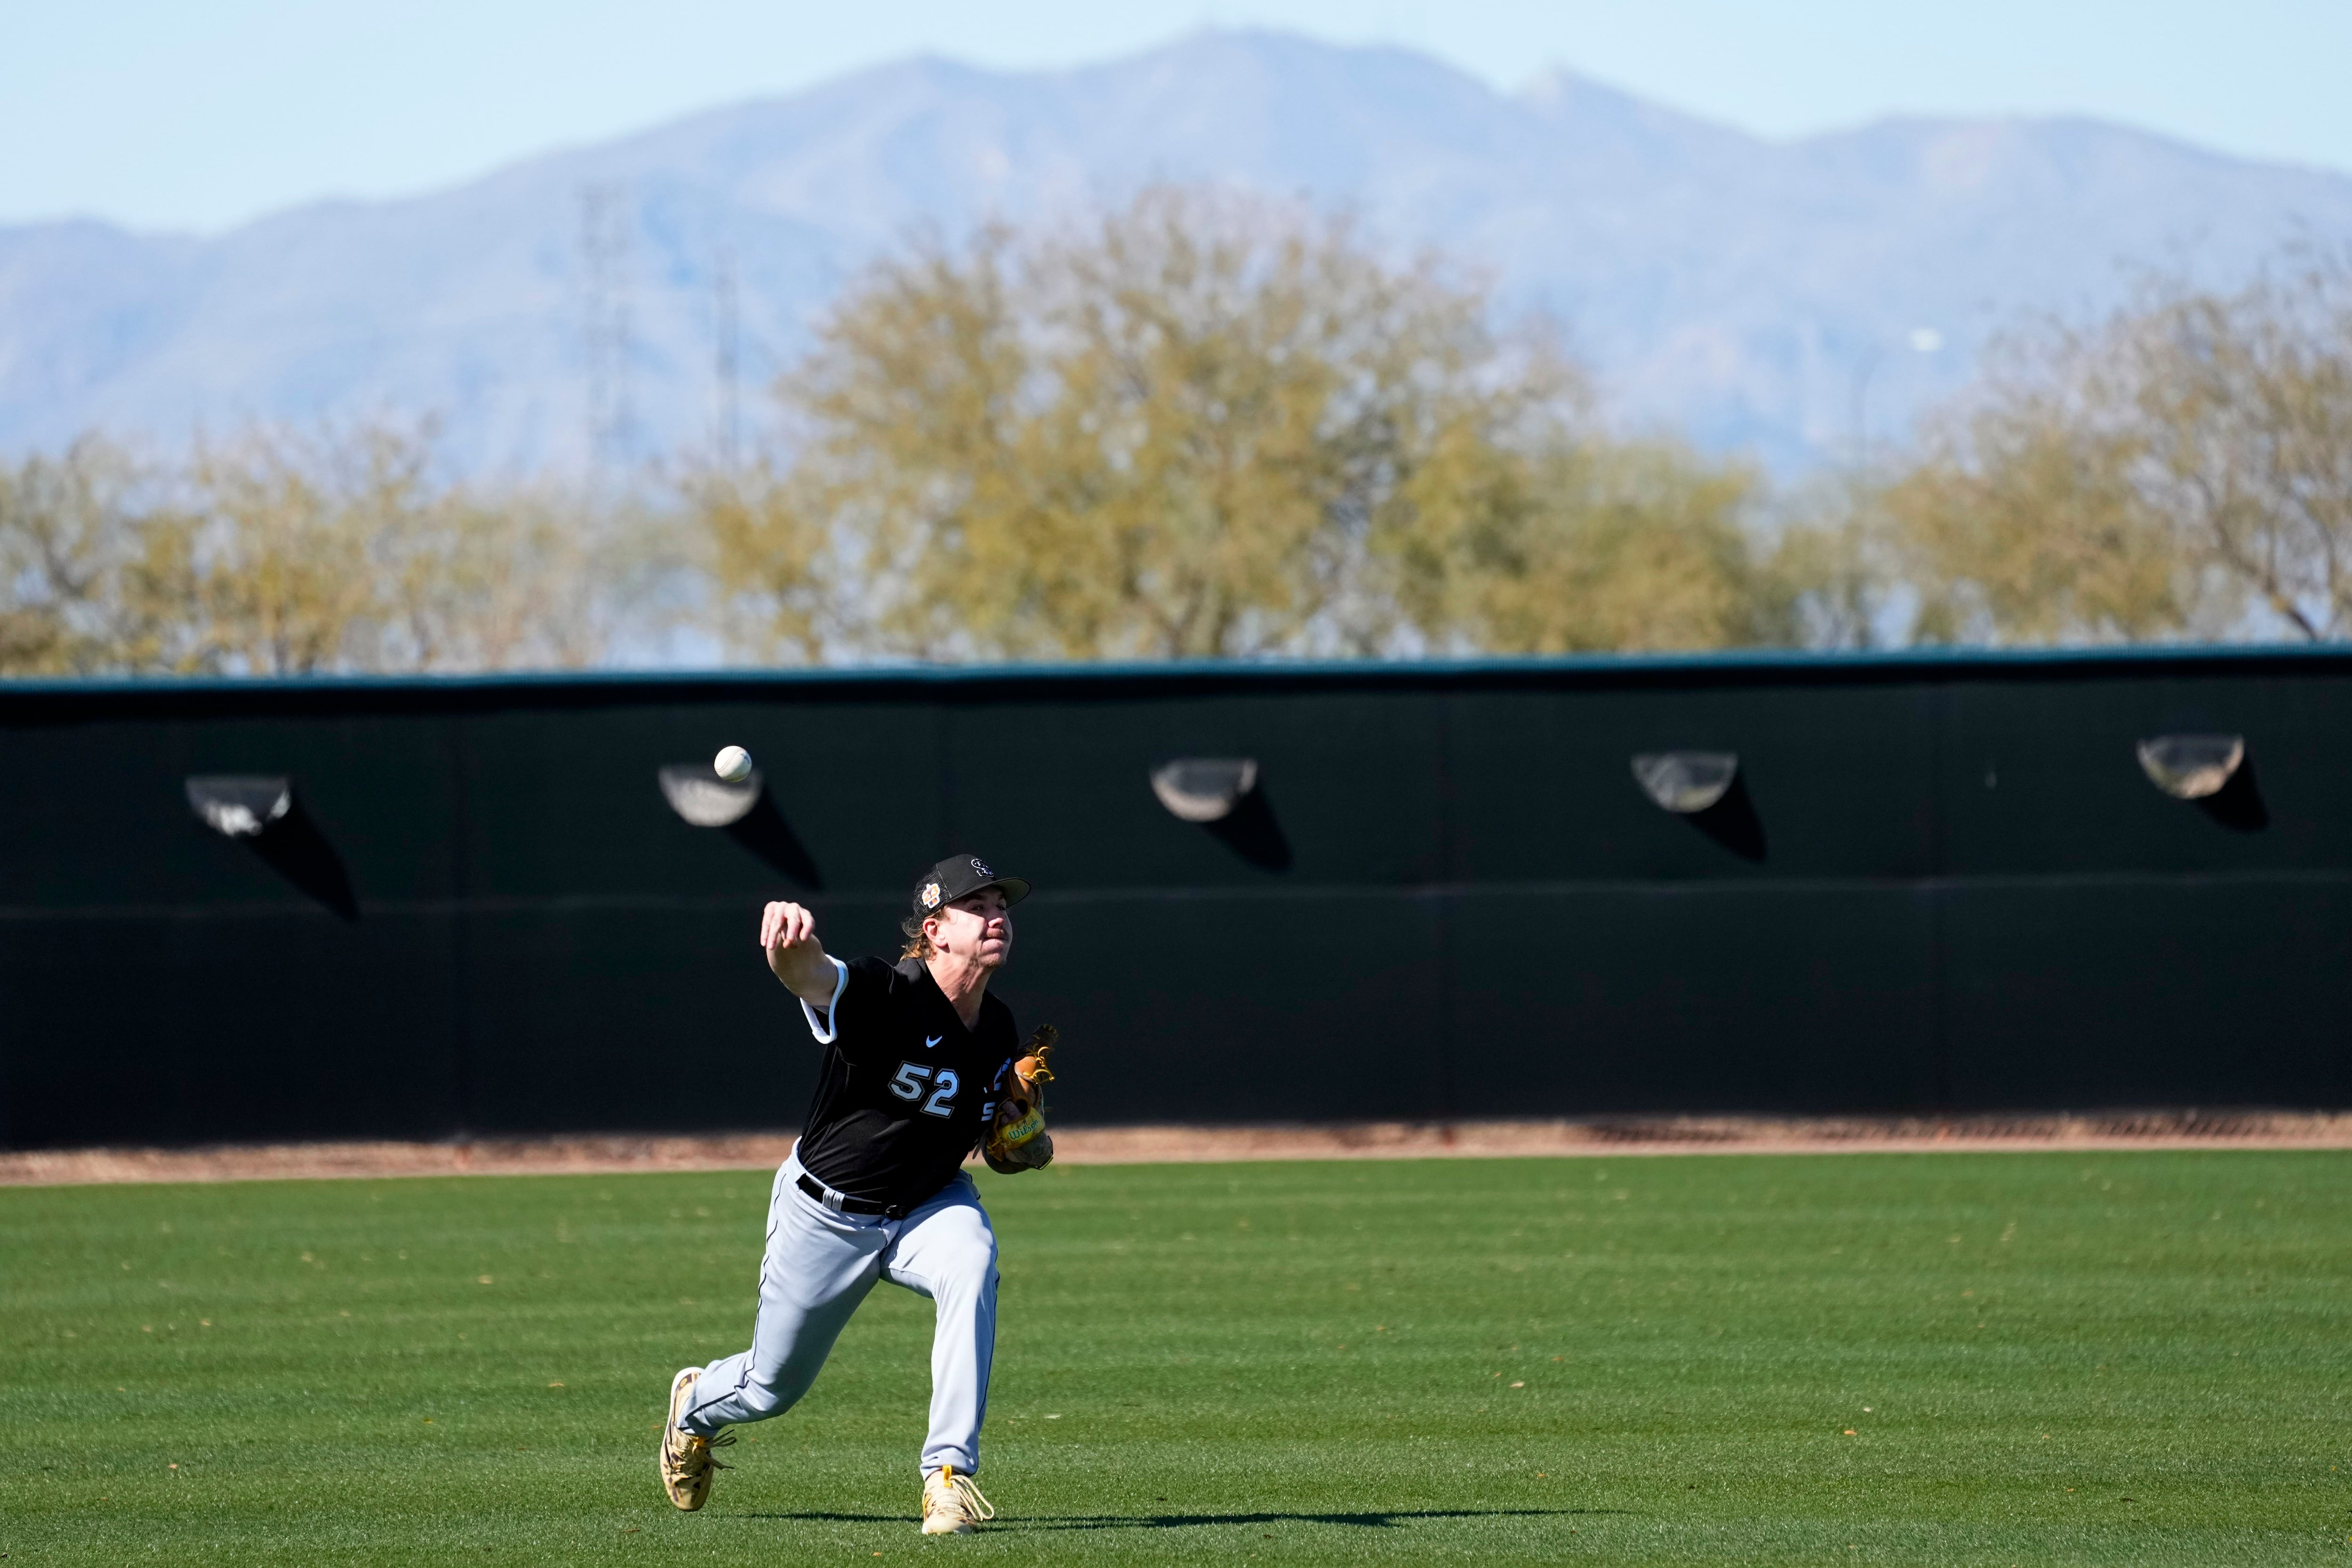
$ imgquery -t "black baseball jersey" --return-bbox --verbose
[792,955,1019,1208]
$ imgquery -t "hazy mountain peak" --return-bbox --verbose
[1,28,2347,475]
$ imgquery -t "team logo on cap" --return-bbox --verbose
[921,881,941,909]
[970,858,992,877]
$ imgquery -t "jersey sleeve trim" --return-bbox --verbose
[799,955,850,1044]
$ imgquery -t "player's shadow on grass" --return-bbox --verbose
[741,1507,1626,1530]
[1018,1507,1629,1531]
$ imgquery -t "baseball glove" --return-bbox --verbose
[983,1025,1057,1174]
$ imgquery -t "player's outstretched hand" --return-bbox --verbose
[759,901,832,996]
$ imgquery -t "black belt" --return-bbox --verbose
[796,1171,913,1220]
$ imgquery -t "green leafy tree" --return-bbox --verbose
[1392,436,1780,654]
[707,187,1779,662]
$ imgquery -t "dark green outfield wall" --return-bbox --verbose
[3,649,2348,1151]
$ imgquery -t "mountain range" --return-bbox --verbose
[4,29,2350,477]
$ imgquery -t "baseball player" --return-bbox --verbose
[658,855,1057,1536]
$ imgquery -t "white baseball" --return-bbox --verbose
[713,744,755,783]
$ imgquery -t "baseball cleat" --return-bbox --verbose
[658,1367,733,1510]
[920,1466,995,1535]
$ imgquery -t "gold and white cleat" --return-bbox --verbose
[920,1466,995,1534]
[658,1367,732,1510]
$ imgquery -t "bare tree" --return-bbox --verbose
[1881,250,2352,645]
[3,422,661,675]
[0,438,198,674]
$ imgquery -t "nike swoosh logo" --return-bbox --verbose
[925,1035,944,1050]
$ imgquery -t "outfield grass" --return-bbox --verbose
[1,1151,2347,1565]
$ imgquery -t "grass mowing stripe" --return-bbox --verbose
[1,1151,2346,1565]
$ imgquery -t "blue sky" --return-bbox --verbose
[5,0,2344,232]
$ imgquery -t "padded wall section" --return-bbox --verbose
[0,911,462,1147]
[2,651,2348,1149]
[1939,879,2352,1110]
[1444,885,1939,1118]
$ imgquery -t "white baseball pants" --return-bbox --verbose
[675,1153,1000,1476]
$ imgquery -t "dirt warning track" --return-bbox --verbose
[5,1109,2348,1187]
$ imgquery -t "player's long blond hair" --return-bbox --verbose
[899,913,938,962]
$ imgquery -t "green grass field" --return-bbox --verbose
[2,1151,2347,1565]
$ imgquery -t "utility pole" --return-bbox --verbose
[1851,327,1944,474]
[1849,342,1883,474]
[713,245,741,470]
[579,182,632,480]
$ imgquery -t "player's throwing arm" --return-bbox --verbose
[759,898,832,993]
[656,855,1059,1537]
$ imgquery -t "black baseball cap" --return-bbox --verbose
[911,854,1032,916]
